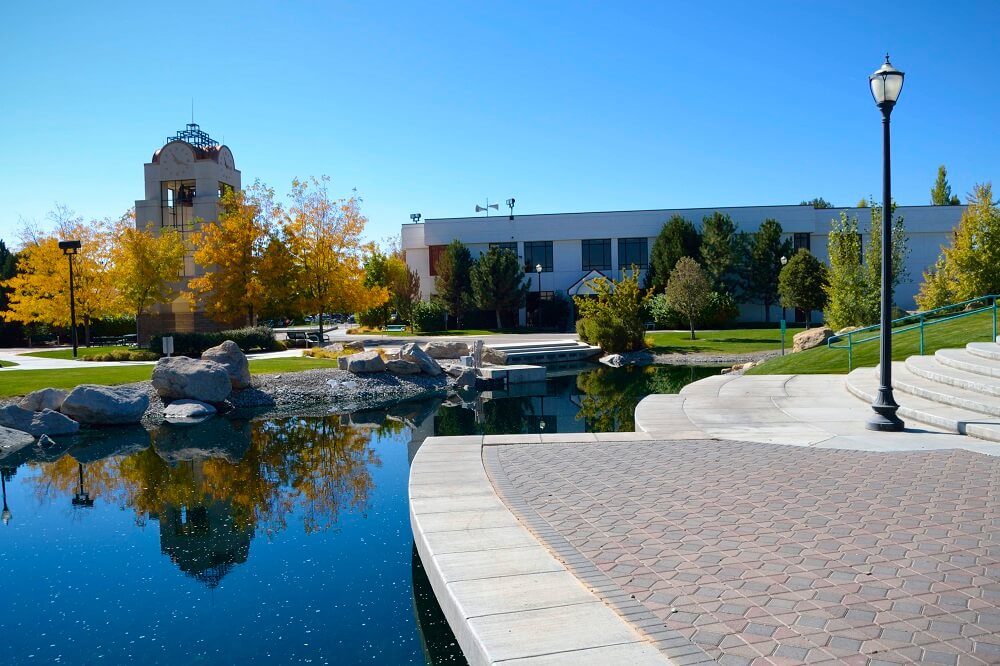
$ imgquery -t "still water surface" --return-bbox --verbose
[1,364,717,665]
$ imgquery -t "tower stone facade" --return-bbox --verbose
[134,124,241,342]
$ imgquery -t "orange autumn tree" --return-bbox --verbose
[187,181,290,326]
[110,210,186,339]
[1,207,124,345]
[284,177,387,336]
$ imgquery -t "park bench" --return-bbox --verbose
[385,324,407,332]
[285,331,310,348]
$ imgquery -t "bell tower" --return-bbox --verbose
[134,124,241,342]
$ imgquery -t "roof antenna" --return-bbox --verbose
[191,98,195,124]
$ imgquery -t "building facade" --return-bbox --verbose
[401,204,965,324]
[134,123,241,340]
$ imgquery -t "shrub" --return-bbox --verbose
[148,325,279,356]
[84,350,160,362]
[302,347,347,360]
[698,291,739,327]
[649,293,681,329]
[412,300,448,333]
[573,267,651,353]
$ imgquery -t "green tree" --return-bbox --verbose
[941,183,1000,300]
[471,247,530,329]
[857,198,869,208]
[647,215,700,291]
[699,212,740,294]
[574,266,651,352]
[433,240,474,328]
[800,197,834,209]
[914,254,955,310]
[665,257,711,340]
[746,219,792,322]
[779,249,828,327]
[358,251,393,328]
[387,257,421,326]
[824,211,866,330]
[930,165,961,206]
[861,202,910,325]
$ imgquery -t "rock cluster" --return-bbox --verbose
[337,342,446,378]
[0,383,150,440]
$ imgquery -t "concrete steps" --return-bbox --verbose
[846,339,1000,443]
[484,339,603,365]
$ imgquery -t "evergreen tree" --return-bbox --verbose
[0,239,21,345]
[861,203,910,324]
[800,197,834,209]
[857,198,869,208]
[930,165,961,206]
[647,215,700,291]
[747,219,793,322]
[699,212,740,294]
[433,240,474,328]
[824,211,867,330]
[779,249,828,327]
[942,183,1000,300]
[471,247,530,329]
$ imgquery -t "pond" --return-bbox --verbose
[0,363,720,665]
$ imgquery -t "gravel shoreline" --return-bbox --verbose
[650,350,781,366]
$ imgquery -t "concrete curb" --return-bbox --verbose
[409,434,672,665]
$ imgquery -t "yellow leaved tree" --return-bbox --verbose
[284,177,387,337]
[187,181,290,326]
[110,209,187,339]
[1,206,124,345]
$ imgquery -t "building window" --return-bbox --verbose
[489,242,517,255]
[618,237,648,269]
[524,241,553,272]
[428,244,446,276]
[581,239,611,271]
[161,180,199,277]
[793,233,811,252]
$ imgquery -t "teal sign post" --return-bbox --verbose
[780,319,787,355]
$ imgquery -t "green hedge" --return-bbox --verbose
[412,301,448,332]
[84,350,160,362]
[149,326,279,357]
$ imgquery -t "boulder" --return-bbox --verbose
[151,356,232,404]
[337,351,386,373]
[385,359,421,375]
[454,368,477,389]
[482,347,507,365]
[600,354,625,368]
[0,426,35,458]
[163,399,217,421]
[792,326,834,353]
[0,405,77,437]
[343,340,365,352]
[201,340,251,389]
[422,341,469,359]
[61,385,150,425]
[399,343,443,376]
[19,388,69,412]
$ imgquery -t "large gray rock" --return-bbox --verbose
[201,340,251,389]
[337,351,386,373]
[793,326,834,353]
[163,399,217,422]
[0,426,35,457]
[454,368,477,389]
[152,356,232,404]
[61,385,150,425]
[385,359,421,375]
[399,343,443,376]
[0,405,80,437]
[19,388,69,412]
[422,341,469,359]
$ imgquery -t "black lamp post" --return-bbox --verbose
[58,239,82,358]
[780,255,788,356]
[72,462,94,508]
[2,472,11,526]
[535,263,542,329]
[866,54,905,432]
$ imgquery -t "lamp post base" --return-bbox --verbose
[866,388,905,432]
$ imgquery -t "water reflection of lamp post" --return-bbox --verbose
[2,472,11,525]
[535,263,543,329]
[72,463,94,508]
[538,393,546,433]
[58,239,82,358]
[780,255,788,355]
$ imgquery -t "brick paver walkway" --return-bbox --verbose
[490,439,1000,665]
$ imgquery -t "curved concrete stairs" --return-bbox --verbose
[846,337,1000,443]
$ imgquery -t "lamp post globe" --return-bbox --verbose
[866,55,905,432]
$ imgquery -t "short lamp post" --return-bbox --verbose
[2,472,11,526]
[535,263,543,329]
[867,54,905,432]
[58,240,82,358]
[780,255,788,355]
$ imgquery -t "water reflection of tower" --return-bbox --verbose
[156,461,251,589]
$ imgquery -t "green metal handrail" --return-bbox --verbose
[827,294,999,371]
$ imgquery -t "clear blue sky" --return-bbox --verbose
[2,1,997,247]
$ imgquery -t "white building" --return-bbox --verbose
[401,204,965,325]
[134,123,241,340]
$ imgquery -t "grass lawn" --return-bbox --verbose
[0,360,18,368]
[21,345,134,360]
[747,310,996,375]
[646,327,806,354]
[0,355,341,398]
